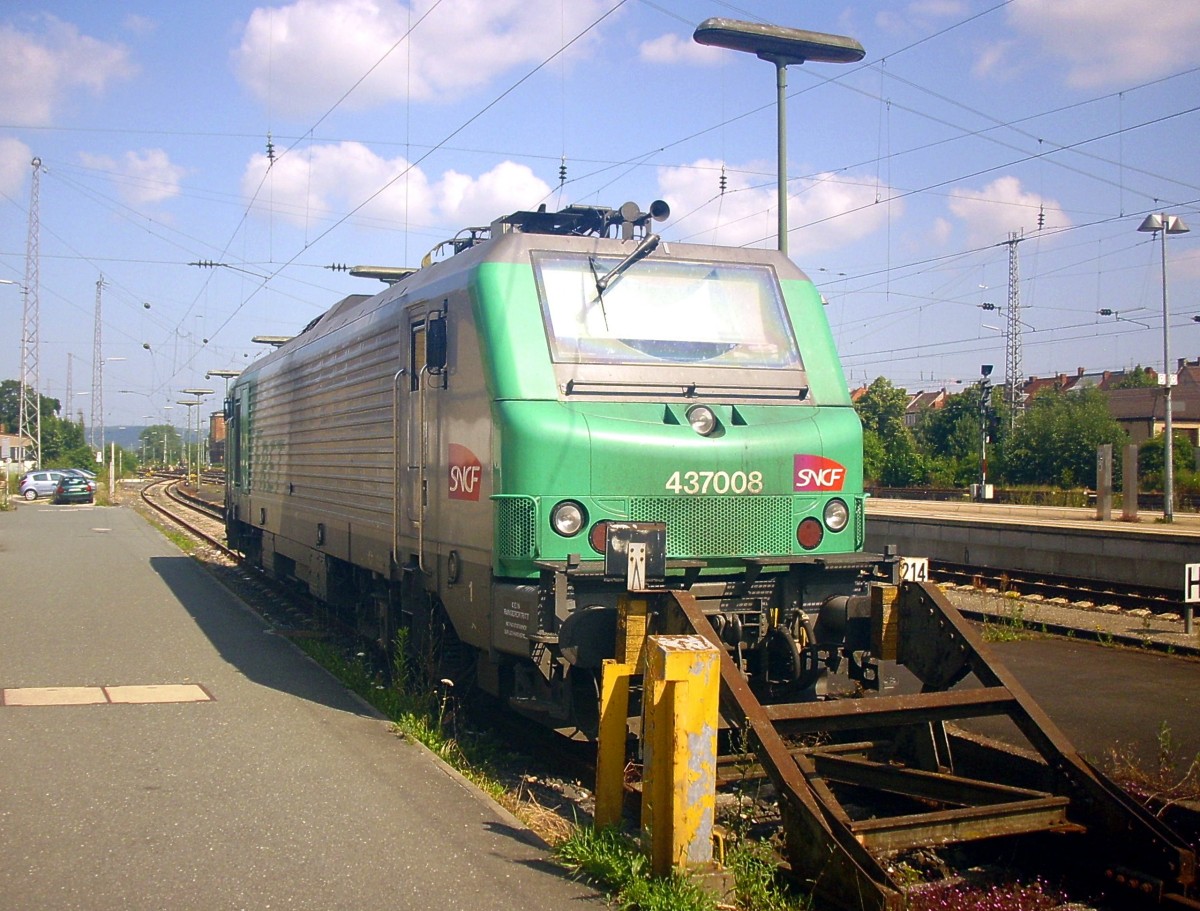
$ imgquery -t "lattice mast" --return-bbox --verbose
[18,158,41,467]
[65,353,73,421]
[1004,232,1023,428]
[91,276,105,452]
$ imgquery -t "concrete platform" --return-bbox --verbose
[867,497,1200,594]
[0,500,602,911]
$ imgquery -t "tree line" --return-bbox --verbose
[1,379,183,471]
[854,373,1188,494]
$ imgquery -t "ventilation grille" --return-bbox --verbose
[495,496,537,559]
[629,496,792,557]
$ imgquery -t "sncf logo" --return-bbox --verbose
[794,455,846,492]
[448,443,483,501]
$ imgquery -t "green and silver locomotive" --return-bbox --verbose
[225,201,886,731]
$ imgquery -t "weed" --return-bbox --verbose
[1105,722,1200,810]
[982,602,1027,643]
[728,840,811,911]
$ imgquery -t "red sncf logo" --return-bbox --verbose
[794,455,846,492]
[448,443,483,501]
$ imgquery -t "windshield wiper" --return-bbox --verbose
[594,233,660,295]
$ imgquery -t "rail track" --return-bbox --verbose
[139,476,233,557]
[932,560,1188,619]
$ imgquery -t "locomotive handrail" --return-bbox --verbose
[392,368,405,569]
[416,362,431,574]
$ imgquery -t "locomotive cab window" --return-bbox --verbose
[409,309,448,391]
[532,253,801,370]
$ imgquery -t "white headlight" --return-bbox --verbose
[686,405,718,436]
[823,498,849,532]
[551,501,586,536]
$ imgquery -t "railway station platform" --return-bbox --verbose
[0,500,602,911]
[866,496,1200,596]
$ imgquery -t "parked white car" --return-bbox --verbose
[18,470,65,500]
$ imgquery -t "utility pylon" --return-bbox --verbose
[19,158,41,467]
[91,275,105,452]
[1003,231,1023,428]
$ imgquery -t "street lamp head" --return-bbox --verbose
[693,18,865,65]
[1139,213,1190,235]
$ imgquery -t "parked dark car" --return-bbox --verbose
[53,475,95,504]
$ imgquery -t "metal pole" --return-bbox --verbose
[1160,220,1174,523]
[774,59,788,256]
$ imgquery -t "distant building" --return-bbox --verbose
[1,431,31,464]
[1103,360,1200,447]
[904,389,948,428]
[208,411,226,466]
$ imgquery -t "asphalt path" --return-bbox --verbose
[984,636,1200,767]
[0,500,601,911]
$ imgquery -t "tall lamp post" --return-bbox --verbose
[693,18,864,256]
[1137,212,1190,523]
[176,400,200,486]
[181,388,214,488]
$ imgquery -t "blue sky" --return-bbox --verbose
[1,0,1198,428]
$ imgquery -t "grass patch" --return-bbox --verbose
[554,826,811,911]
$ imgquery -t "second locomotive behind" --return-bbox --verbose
[225,201,889,733]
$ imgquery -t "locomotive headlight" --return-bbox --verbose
[686,405,718,436]
[551,500,587,537]
[823,498,849,533]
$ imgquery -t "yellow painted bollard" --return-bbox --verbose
[595,658,635,829]
[641,634,720,876]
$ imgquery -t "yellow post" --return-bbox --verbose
[641,634,720,875]
[616,593,648,666]
[595,658,635,829]
[871,582,900,661]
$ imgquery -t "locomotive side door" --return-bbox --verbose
[400,304,447,573]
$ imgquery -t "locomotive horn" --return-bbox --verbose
[649,199,670,221]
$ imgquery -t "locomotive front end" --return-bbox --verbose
[473,208,887,723]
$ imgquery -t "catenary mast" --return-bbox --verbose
[19,158,41,467]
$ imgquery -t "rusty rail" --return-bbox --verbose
[665,581,1198,911]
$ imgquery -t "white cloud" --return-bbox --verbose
[0,137,34,198]
[876,1,967,35]
[638,33,723,66]
[0,15,135,125]
[241,141,549,232]
[946,176,1069,246]
[79,149,186,207]
[1003,0,1200,88]
[971,39,1016,81]
[233,0,616,119]
[437,160,551,226]
[656,159,895,254]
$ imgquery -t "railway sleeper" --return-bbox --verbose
[654,582,1198,911]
